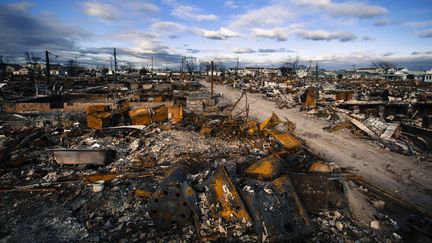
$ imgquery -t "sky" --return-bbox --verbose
[0,0,432,70]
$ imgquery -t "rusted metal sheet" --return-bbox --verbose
[86,111,113,129]
[129,107,152,125]
[198,166,252,241]
[265,129,301,151]
[148,163,196,229]
[208,166,251,222]
[239,120,259,135]
[245,153,285,181]
[290,173,350,214]
[86,105,113,129]
[168,105,183,123]
[308,162,332,173]
[152,96,163,102]
[259,112,281,130]
[129,105,169,125]
[241,176,314,242]
[134,189,153,198]
[152,105,168,122]
[86,104,110,113]
[49,149,115,165]
[304,87,318,107]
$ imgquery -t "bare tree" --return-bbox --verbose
[217,62,226,75]
[280,56,300,77]
[199,62,210,75]
[372,60,396,74]
[184,57,196,75]
[66,59,76,76]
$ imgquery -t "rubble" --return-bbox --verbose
[0,76,430,243]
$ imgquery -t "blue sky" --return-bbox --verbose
[0,0,432,69]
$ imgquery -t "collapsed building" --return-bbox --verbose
[0,75,431,242]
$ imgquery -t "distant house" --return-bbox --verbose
[239,67,280,76]
[354,67,383,79]
[14,67,29,76]
[406,70,426,81]
[49,64,68,77]
[425,70,432,82]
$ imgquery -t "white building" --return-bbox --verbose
[425,70,432,82]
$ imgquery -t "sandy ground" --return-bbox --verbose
[203,81,432,215]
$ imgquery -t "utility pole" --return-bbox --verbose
[211,61,214,98]
[45,49,50,85]
[75,56,78,76]
[110,56,113,72]
[236,57,239,76]
[113,48,117,82]
[181,57,184,73]
[315,61,318,81]
[151,56,154,80]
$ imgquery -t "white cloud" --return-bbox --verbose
[113,31,168,53]
[232,48,256,54]
[418,29,432,38]
[297,30,357,42]
[405,20,432,28]
[126,2,159,12]
[295,0,387,19]
[192,27,241,40]
[374,19,396,27]
[230,4,295,28]
[252,27,293,41]
[411,51,432,55]
[252,26,355,42]
[83,2,118,21]
[224,1,238,9]
[258,48,292,53]
[382,52,394,57]
[151,21,185,32]
[362,36,374,41]
[7,1,34,11]
[172,5,217,21]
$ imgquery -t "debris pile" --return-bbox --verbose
[221,76,432,156]
[0,78,431,242]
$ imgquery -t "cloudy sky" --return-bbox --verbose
[0,0,432,69]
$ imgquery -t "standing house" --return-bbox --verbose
[425,70,432,82]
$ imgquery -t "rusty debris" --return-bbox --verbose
[0,72,431,243]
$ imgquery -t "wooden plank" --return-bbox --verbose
[350,118,379,139]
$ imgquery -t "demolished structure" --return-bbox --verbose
[0,74,431,242]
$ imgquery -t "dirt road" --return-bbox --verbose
[203,81,432,215]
